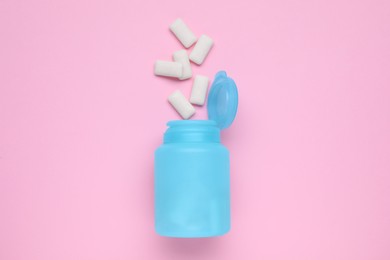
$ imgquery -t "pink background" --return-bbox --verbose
[1,0,390,259]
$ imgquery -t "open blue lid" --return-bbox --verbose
[207,71,238,129]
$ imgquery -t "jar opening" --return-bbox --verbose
[164,120,220,143]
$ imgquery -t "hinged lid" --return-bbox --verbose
[207,71,238,129]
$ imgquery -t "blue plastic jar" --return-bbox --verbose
[154,71,238,238]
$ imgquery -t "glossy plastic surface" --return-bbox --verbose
[154,120,230,237]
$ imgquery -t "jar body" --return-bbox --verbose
[154,121,230,237]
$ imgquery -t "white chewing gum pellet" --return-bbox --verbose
[189,35,214,65]
[169,18,197,48]
[173,50,192,80]
[190,75,209,106]
[154,60,183,78]
[168,90,196,119]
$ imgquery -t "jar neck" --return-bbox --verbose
[164,120,221,143]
